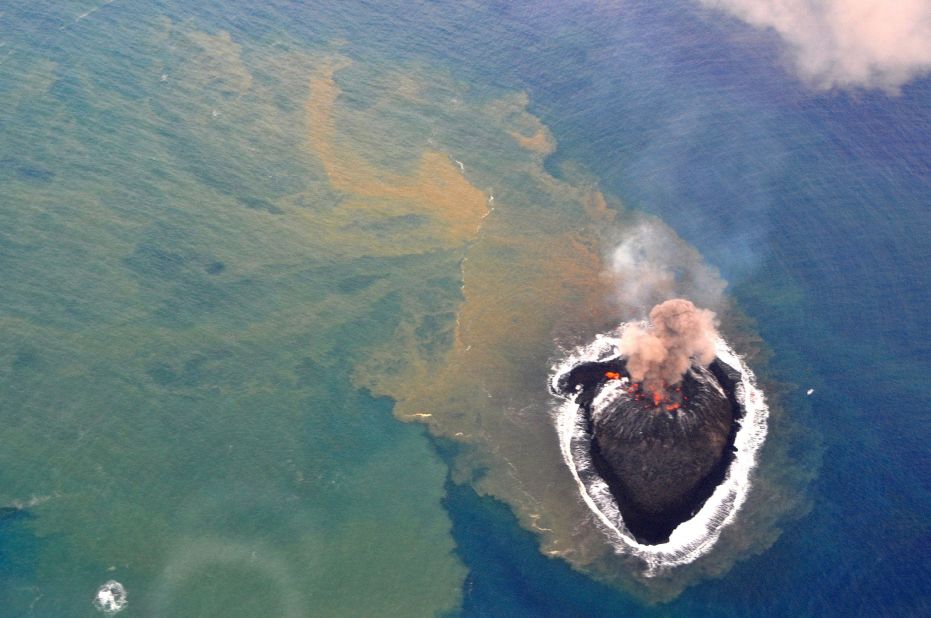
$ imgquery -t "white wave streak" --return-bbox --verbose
[549,328,769,576]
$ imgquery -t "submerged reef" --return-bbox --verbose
[554,357,744,544]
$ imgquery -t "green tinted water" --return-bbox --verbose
[1,17,473,616]
[0,7,806,615]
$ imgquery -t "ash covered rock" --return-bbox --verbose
[556,356,743,544]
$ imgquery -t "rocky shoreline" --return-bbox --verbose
[554,357,745,544]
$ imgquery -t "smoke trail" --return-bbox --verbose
[698,0,931,93]
[606,218,726,315]
[619,298,719,393]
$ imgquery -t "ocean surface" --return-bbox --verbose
[0,1,928,616]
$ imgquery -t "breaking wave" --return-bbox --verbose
[93,580,127,614]
[550,327,769,576]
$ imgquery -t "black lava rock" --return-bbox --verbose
[555,357,743,544]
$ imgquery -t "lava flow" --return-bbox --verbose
[605,372,688,412]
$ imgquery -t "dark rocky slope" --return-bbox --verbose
[555,357,743,544]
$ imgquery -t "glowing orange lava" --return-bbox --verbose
[625,380,687,411]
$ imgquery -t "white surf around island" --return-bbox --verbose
[93,580,127,614]
[550,327,769,576]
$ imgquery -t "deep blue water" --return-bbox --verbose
[387,2,931,614]
[1,1,929,615]
[511,6,931,616]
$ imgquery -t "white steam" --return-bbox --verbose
[699,0,931,92]
[606,218,726,314]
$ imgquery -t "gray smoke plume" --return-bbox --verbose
[606,218,726,315]
[698,0,931,93]
[619,298,719,393]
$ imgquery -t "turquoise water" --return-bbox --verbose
[1,1,928,616]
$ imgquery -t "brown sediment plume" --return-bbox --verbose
[356,182,621,568]
[303,60,620,566]
[509,127,555,155]
[357,189,615,414]
[619,299,719,394]
[304,58,489,256]
[490,92,556,156]
[300,58,809,600]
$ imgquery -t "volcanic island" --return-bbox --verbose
[551,299,747,544]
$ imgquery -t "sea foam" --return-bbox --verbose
[550,327,769,575]
[93,580,127,614]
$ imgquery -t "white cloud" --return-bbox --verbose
[699,0,931,92]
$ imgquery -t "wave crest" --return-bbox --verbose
[550,328,769,575]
